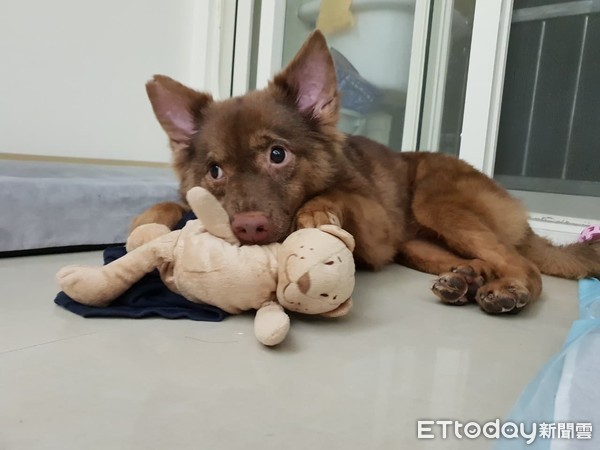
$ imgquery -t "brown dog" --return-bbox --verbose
[133,31,600,314]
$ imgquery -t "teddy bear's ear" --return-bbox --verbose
[319,297,353,318]
[318,224,355,251]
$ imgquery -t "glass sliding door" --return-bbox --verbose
[284,0,425,150]
[242,0,478,154]
[248,0,433,151]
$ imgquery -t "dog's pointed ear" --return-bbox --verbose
[270,31,339,125]
[146,75,213,145]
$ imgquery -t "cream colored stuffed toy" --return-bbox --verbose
[57,187,355,346]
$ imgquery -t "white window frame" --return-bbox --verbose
[458,0,592,241]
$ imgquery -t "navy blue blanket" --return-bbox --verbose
[54,211,228,322]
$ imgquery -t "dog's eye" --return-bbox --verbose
[269,146,287,164]
[209,164,224,180]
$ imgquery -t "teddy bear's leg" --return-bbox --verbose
[254,301,291,346]
[57,232,179,306]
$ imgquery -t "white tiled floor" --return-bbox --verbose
[0,251,578,450]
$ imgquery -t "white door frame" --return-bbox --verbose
[459,0,514,175]
[190,0,237,99]
[255,0,287,89]
[417,0,455,153]
[232,0,256,96]
[401,0,433,151]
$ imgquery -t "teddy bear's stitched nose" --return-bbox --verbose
[297,272,311,294]
[231,212,272,244]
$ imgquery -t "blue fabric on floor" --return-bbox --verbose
[495,278,600,449]
[54,209,228,322]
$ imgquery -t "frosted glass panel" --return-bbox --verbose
[280,0,418,151]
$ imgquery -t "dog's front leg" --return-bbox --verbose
[295,194,344,229]
[295,192,398,270]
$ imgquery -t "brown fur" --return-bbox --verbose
[129,202,188,233]
[133,31,600,314]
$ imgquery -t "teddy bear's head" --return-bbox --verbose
[276,225,355,317]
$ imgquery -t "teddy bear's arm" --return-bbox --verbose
[186,187,239,245]
[126,223,171,252]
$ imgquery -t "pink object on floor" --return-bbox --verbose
[579,225,600,243]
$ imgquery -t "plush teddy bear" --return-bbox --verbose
[57,187,355,346]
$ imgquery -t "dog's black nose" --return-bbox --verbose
[231,212,272,244]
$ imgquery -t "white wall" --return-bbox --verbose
[0,0,208,163]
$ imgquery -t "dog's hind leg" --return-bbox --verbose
[130,202,189,233]
[412,201,542,314]
[407,156,544,314]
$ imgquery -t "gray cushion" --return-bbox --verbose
[0,160,179,252]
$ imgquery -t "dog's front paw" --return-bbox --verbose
[432,272,470,306]
[432,265,485,306]
[295,199,342,229]
[296,210,340,229]
[476,279,530,314]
